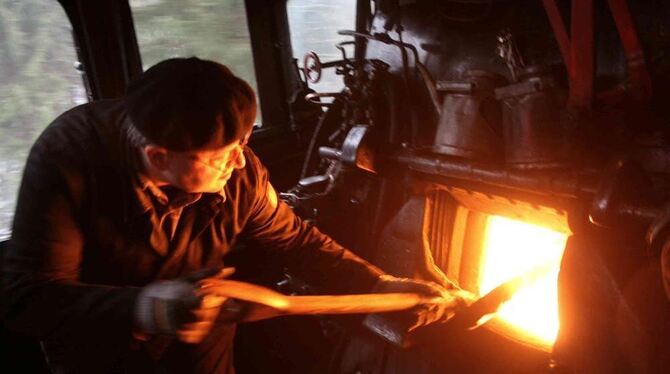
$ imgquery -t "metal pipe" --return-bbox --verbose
[393,151,599,199]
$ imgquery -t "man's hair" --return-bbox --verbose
[125,57,256,151]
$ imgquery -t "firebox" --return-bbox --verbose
[477,215,567,349]
[424,187,570,351]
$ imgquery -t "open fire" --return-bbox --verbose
[478,215,568,350]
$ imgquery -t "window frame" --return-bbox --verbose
[58,0,142,100]
[58,0,373,133]
[55,0,373,189]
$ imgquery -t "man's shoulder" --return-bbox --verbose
[23,99,132,208]
[34,99,127,157]
[48,99,125,132]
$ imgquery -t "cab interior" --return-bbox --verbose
[2,0,670,373]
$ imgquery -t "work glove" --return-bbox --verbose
[134,267,236,344]
[373,274,473,331]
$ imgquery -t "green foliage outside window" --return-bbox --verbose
[130,0,258,98]
[0,0,85,239]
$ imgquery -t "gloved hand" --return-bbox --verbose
[134,267,236,344]
[373,274,474,331]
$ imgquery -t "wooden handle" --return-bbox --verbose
[283,293,425,314]
[198,279,430,321]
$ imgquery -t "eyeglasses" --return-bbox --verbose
[188,146,245,172]
[183,132,251,172]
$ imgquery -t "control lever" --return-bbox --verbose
[296,174,331,194]
[318,146,342,160]
[317,125,376,172]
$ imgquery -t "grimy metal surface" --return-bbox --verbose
[323,1,670,373]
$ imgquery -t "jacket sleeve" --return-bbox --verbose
[1,125,140,340]
[239,152,384,294]
[662,241,670,301]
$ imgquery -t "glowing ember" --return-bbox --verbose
[478,215,568,348]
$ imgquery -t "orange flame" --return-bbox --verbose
[478,215,568,349]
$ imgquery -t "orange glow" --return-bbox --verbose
[478,215,568,349]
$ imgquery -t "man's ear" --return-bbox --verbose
[144,145,169,170]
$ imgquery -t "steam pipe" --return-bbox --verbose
[392,151,661,226]
[393,151,598,199]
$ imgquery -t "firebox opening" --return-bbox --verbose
[425,189,570,352]
[478,215,568,351]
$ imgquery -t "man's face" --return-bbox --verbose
[161,133,250,193]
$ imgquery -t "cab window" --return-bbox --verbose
[129,0,260,124]
[0,0,86,239]
[287,0,357,94]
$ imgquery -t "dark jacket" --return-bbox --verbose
[2,99,383,373]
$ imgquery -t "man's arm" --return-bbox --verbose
[239,151,384,294]
[2,129,139,340]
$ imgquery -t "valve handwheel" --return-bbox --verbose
[303,51,322,83]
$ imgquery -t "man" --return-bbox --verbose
[2,57,466,373]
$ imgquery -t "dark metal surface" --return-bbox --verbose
[394,151,598,199]
[290,1,670,373]
[589,155,658,228]
[433,70,507,160]
[393,150,670,230]
[496,65,573,169]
